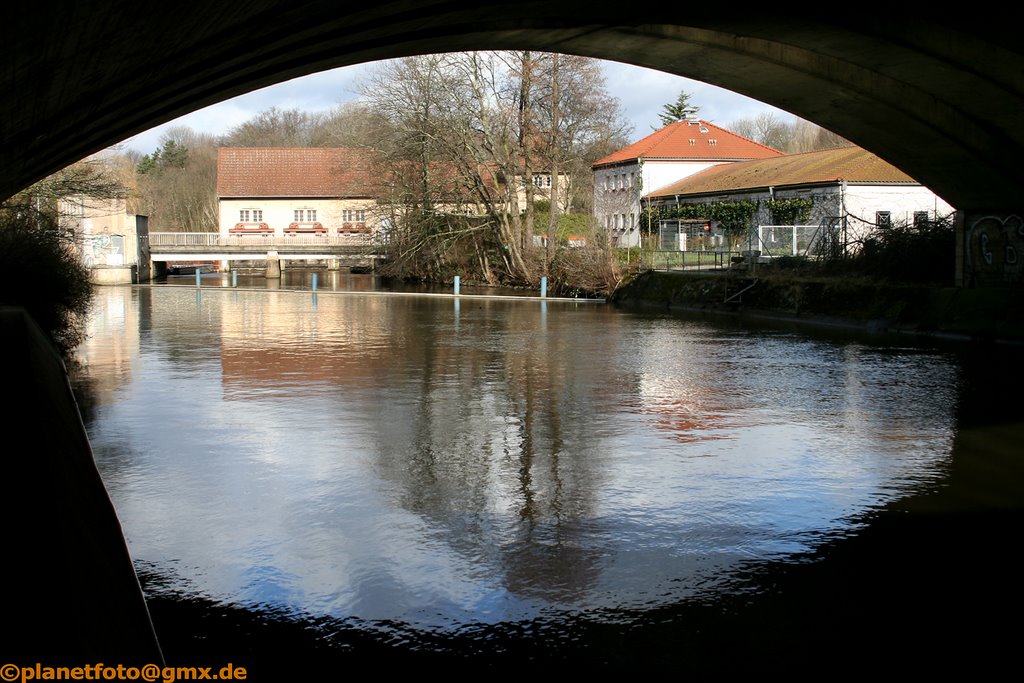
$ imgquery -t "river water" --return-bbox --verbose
[71,279,1024,673]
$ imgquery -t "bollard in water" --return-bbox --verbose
[232,271,237,288]
[454,275,461,296]
[312,273,318,291]
[540,276,547,298]
[195,269,201,288]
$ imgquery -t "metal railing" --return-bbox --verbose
[149,232,377,247]
[642,250,744,272]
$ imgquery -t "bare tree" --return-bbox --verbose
[786,118,854,152]
[307,102,394,148]
[729,113,854,153]
[220,107,322,147]
[728,111,792,150]
[359,52,630,289]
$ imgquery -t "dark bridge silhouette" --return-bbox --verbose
[4,6,1023,214]
[2,4,1022,664]
[6,5,1022,285]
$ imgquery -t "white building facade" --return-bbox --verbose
[593,119,783,247]
[646,146,956,253]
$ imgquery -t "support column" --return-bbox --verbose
[328,258,341,271]
[265,251,281,279]
[220,259,230,273]
[960,209,1024,288]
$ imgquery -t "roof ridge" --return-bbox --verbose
[592,119,782,167]
[643,145,916,197]
[700,120,782,155]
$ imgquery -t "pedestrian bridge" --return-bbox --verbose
[148,232,384,264]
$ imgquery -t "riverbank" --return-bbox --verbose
[612,270,1024,344]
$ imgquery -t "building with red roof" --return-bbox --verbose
[593,116,782,246]
[217,147,381,238]
[645,145,954,251]
[217,147,570,240]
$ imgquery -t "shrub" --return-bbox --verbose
[0,202,93,354]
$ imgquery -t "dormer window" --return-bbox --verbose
[689,139,696,146]
[708,139,717,146]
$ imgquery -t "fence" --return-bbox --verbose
[754,220,846,259]
[641,249,743,272]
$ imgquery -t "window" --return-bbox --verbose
[294,209,303,222]
[708,139,717,146]
[533,174,551,188]
[876,211,892,228]
[913,211,930,227]
[629,213,635,229]
[294,209,316,222]
[603,175,609,191]
[252,209,262,222]
[240,210,249,222]
[614,214,621,230]
[689,139,696,146]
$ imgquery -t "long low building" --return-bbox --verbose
[217,147,571,242]
[217,147,381,239]
[644,145,955,252]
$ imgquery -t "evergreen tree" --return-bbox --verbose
[658,90,700,127]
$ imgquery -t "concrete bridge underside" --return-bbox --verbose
[4,4,1024,216]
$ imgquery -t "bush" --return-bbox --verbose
[850,215,956,284]
[0,203,93,354]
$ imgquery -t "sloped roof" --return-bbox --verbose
[646,146,918,198]
[593,119,782,168]
[217,147,378,197]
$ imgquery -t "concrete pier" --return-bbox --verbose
[265,251,281,279]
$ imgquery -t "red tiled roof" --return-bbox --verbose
[593,119,783,168]
[646,146,917,198]
[217,147,378,198]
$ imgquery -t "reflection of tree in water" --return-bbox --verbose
[368,301,631,604]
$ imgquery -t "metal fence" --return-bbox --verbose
[641,250,744,272]
[755,225,820,257]
[754,220,846,259]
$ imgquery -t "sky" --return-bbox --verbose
[118,58,794,155]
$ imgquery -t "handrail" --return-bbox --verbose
[723,278,758,304]
[149,232,377,247]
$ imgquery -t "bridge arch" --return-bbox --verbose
[4,5,1023,213]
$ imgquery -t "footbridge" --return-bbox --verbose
[149,233,385,272]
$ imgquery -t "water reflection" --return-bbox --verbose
[76,286,962,632]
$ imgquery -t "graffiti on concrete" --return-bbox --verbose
[965,214,1024,285]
